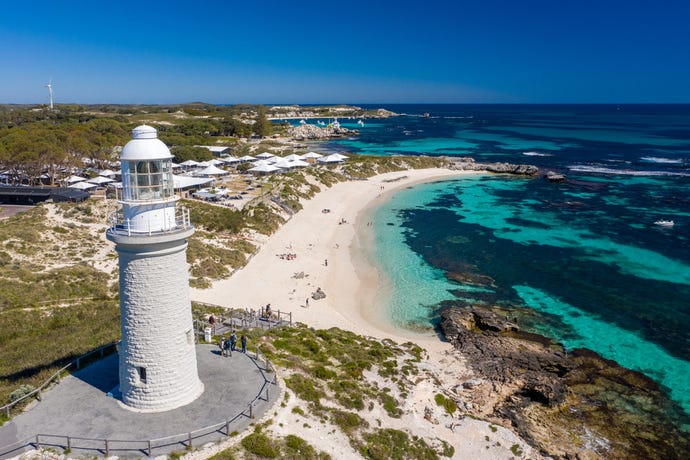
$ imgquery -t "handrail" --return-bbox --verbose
[0,347,279,459]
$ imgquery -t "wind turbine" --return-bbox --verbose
[45,78,54,110]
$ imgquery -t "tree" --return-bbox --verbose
[171,145,214,163]
[253,105,272,138]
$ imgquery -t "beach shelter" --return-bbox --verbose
[317,155,344,164]
[220,156,240,164]
[302,151,323,159]
[87,176,115,185]
[329,153,349,161]
[283,154,304,161]
[272,158,293,169]
[252,159,271,167]
[66,175,87,183]
[288,159,310,168]
[256,152,275,159]
[172,174,214,190]
[196,165,229,176]
[69,181,98,190]
[238,155,257,162]
[248,163,280,175]
[99,169,117,177]
[180,160,200,168]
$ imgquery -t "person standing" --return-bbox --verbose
[241,334,247,353]
[230,331,238,352]
[209,314,216,334]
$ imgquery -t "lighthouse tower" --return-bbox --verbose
[107,125,203,412]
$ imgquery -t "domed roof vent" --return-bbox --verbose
[132,125,158,139]
[121,125,172,161]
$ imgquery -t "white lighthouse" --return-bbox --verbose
[107,125,203,412]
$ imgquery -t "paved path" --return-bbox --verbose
[0,345,279,458]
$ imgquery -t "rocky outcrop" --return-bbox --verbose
[288,124,357,140]
[448,158,540,176]
[440,305,690,459]
[545,171,566,182]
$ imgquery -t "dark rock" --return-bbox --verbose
[445,271,495,287]
[439,306,690,459]
[545,171,566,182]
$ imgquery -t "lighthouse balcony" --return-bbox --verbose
[107,206,193,238]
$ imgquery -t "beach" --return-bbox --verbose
[191,168,479,347]
[190,167,547,459]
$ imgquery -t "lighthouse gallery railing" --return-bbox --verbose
[107,206,192,236]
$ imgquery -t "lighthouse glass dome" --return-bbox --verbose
[121,159,174,202]
[119,125,175,202]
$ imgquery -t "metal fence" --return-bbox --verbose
[0,346,277,459]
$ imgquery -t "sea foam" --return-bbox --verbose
[568,165,690,177]
[640,156,684,165]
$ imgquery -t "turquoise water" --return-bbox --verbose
[370,176,690,416]
[311,105,690,419]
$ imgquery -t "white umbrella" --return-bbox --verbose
[66,175,87,183]
[173,174,214,189]
[69,181,98,190]
[288,159,310,168]
[273,158,293,169]
[87,176,115,185]
[317,155,344,164]
[248,163,280,174]
[196,165,228,176]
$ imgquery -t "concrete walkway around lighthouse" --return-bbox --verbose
[0,345,279,459]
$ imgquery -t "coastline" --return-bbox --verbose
[191,168,481,347]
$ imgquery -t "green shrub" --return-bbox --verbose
[329,409,367,434]
[358,429,439,460]
[433,393,457,415]
[285,374,324,403]
[241,432,280,458]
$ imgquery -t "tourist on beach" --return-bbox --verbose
[264,304,272,319]
[241,334,247,353]
[306,298,309,307]
[230,331,237,351]
[209,314,216,333]
[324,259,328,266]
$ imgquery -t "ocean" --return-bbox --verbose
[309,104,690,418]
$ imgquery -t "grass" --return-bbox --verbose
[0,299,119,406]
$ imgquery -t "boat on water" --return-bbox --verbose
[654,220,675,227]
[357,119,365,127]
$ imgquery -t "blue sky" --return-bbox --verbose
[1,0,689,104]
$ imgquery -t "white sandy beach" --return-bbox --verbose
[191,168,478,346]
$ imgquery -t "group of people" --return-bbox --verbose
[277,253,297,260]
[220,330,247,357]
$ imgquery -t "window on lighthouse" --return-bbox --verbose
[123,159,174,202]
